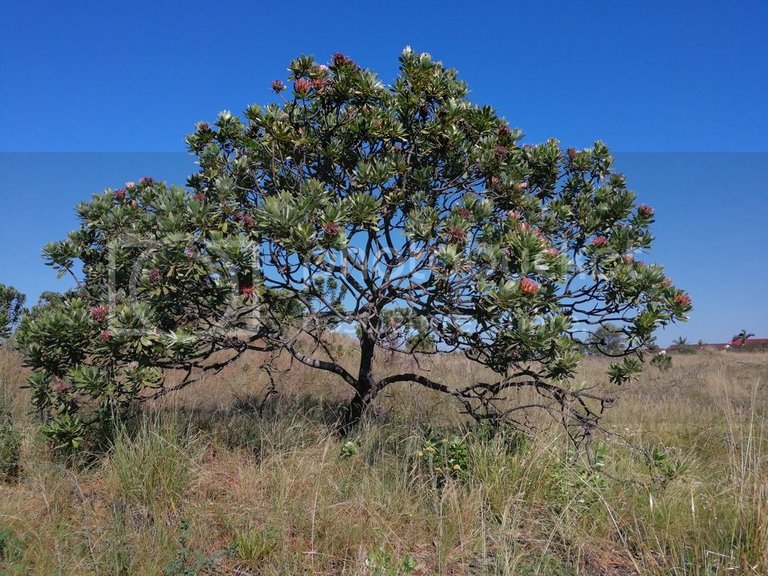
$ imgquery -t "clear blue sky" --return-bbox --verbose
[1,0,766,345]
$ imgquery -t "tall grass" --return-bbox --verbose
[0,345,765,574]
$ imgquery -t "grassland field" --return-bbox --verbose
[0,344,766,575]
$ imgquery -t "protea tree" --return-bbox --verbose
[17,49,691,450]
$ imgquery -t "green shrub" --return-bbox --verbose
[233,527,279,567]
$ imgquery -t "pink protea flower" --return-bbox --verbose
[674,293,691,307]
[519,278,539,296]
[637,204,654,217]
[90,305,108,322]
[99,330,113,342]
[456,207,472,219]
[323,222,341,237]
[311,77,327,92]
[272,80,285,92]
[139,176,154,186]
[498,124,512,137]
[52,379,69,393]
[592,236,609,248]
[446,226,466,243]
[294,78,311,94]
[241,213,255,229]
[517,181,528,190]
[495,146,508,159]
[125,181,136,189]
[148,268,162,284]
[662,277,673,287]
[114,189,126,200]
[507,209,522,221]
[192,191,205,202]
[197,121,211,133]
[332,53,351,66]
[567,147,577,159]
[547,247,560,257]
[240,284,255,298]
[623,254,634,263]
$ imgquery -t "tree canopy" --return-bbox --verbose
[16,49,691,450]
[0,284,26,342]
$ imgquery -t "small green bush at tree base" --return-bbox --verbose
[16,49,690,450]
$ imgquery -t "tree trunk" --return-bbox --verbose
[340,331,377,433]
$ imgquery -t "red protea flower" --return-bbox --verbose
[332,52,351,66]
[139,176,154,186]
[272,80,285,92]
[99,330,113,342]
[637,204,654,217]
[52,379,69,393]
[567,147,577,160]
[241,213,255,229]
[519,278,539,296]
[114,189,125,200]
[495,146,508,159]
[148,268,162,284]
[197,121,211,133]
[592,236,609,248]
[311,77,326,92]
[674,293,691,307]
[192,191,205,202]
[294,78,311,94]
[240,284,255,298]
[498,124,512,137]
[456,207,472,219]
[90,305,108,322]
[323,222,341,237]
[446,226,466,243]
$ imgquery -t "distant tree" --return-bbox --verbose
[587,323,627,355]
[16,50,691,450]
[673,337,688,346]
[0,284,26,342]
[732,329,754,347]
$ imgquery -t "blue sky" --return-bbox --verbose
[1,0,766,345]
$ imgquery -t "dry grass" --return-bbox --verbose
[0,344,766,575]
